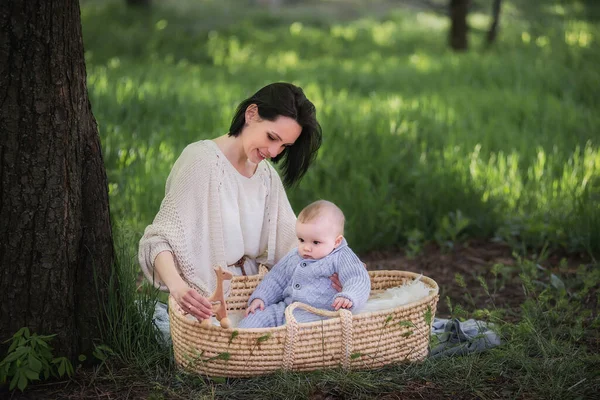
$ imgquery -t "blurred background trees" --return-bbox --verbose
[487,0,503,45]
[449,0,470,50]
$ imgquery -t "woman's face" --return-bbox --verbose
[241,105,302,164]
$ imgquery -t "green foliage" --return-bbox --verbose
[209,352,231,362]
[405,228,424,258]
[435,210,471,251]
[228,330,239,345]
[92,344,116,362]
[0,328,73,392]
[424,306,433,326]
[397,320,415,328]
[514,258,600,347]
[257,334,272,344]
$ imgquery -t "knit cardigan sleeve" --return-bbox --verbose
[248,249,296,306]
[333,247,371,312]
[138,142,224,296]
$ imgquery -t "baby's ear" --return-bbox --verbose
[334,235,344,248]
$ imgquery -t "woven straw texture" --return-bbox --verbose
[169,269,439,377]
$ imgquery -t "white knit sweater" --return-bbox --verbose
[138,140,297,296]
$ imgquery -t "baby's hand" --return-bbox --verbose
[245,299,265,316]
[332,297,353,311]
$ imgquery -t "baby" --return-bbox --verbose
[238,200,371,328]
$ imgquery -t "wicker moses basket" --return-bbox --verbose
[169,268,439,377]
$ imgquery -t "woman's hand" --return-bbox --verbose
[153,251,213,321]
[172,284,213,321]
[245,299,265,316]
[330,273,342,292]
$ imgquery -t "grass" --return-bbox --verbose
[50,0,600,398]
[96,227,171,370]
[71,239,597,399]
[82,0,600,258]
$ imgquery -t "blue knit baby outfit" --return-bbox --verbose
[238,239,371,328]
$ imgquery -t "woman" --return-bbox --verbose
[139,82,326,322]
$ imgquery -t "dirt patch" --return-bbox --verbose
[360,240,592,319]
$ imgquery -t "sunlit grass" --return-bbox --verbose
[83,0,600,258]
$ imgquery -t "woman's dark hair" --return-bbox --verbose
[228,82,322,187]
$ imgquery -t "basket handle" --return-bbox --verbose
[282,302,354,371]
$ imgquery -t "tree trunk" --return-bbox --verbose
[486,0,502,46]
[449,0,469,51]
[0,0,114,361]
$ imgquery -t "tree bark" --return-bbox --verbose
[449,0,469,51]
[486,0,502,46]
[0,0,114,361]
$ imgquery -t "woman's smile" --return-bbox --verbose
[258,149,268,161]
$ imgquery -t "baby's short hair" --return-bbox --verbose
[297,200,345,235]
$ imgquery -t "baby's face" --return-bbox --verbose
[296,217,342,260]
